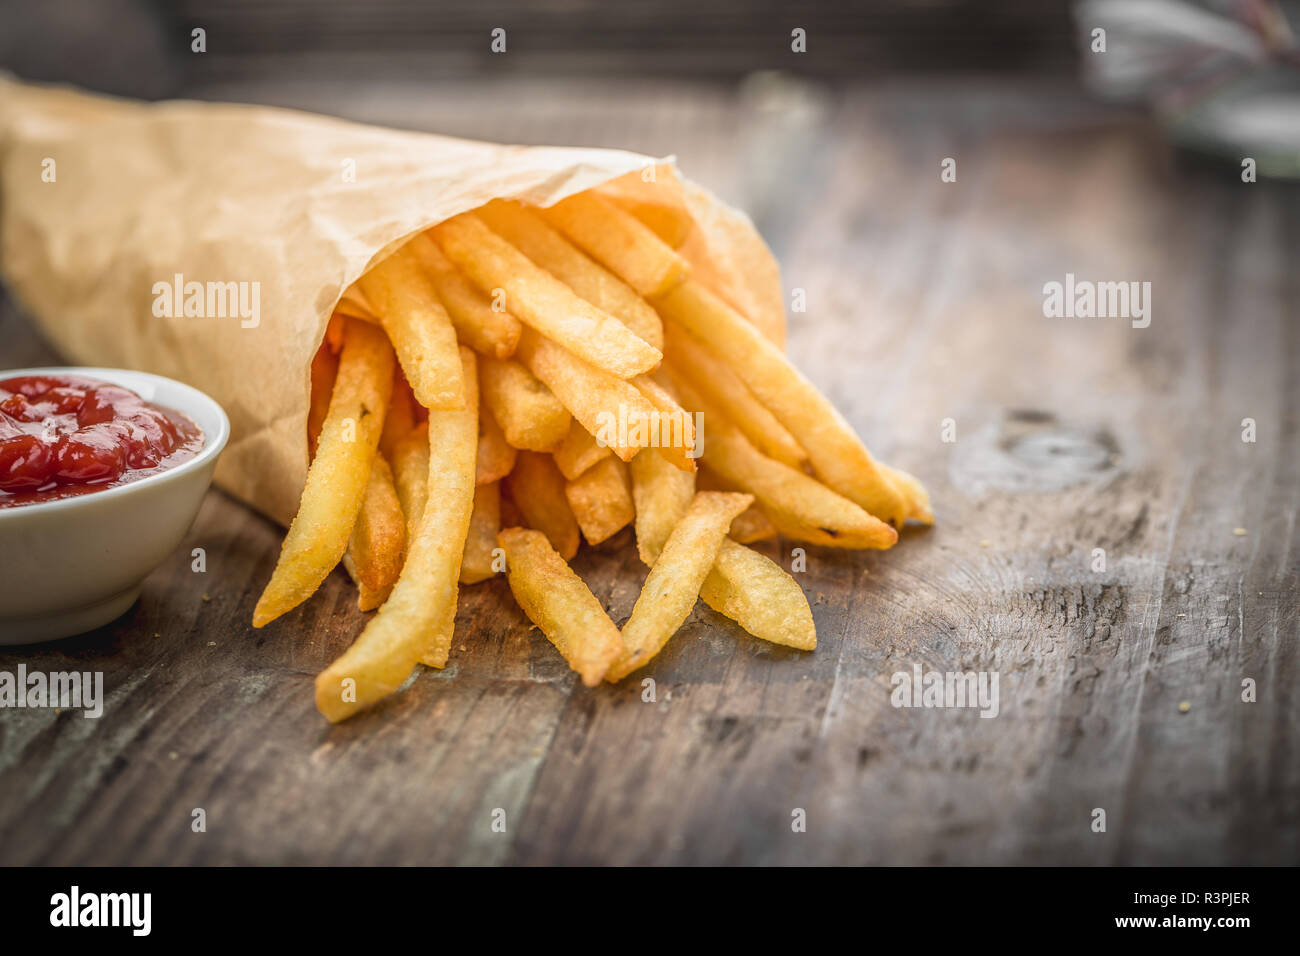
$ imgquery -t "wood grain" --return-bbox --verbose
[0,78,1295,865]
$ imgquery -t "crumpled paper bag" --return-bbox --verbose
[0,73,784,526]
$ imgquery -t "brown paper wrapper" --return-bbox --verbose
[0,74,784,527]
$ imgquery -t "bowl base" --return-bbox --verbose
[0,586,141,645]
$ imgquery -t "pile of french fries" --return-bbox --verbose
[252,188,933,722]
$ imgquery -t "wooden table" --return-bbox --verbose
[1,77,1296,865]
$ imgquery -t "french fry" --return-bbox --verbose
[553,419,612,480]
[476,399,517,485]
[505,450,581,560]
[254,318,395,627]
[430,213,661,378]
[513,327,659,461]
[654,279,908,527]
[497,527,624,686]
[880,463,934,525]
[478,354,571,452]
[629,447,696,566]
[565,456,634,546]
[342,457,406,611]
[389,421,429,543]
[357,241,465,410]
[631,374,697,473]
[499,480,524,529]
[541,191,689,298]
[407,233,521,358]
[633,452,813,650]
[606,491,753,681]
[460,482,501,584]
[601,193,694,248]
[324,312,346,353]
[307,341,338,458]
[378,372,416,460]
[476,199,664,349]
[696,465,778,543]
[671,374,897,550]
[314,347,478,721]
[663,323,805,469]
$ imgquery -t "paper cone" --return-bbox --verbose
[0,74,784,526]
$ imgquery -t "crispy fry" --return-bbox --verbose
[631,373,697,473]
[476,199,663,349]
[696,465,778,543]
[541,191,689,298]
[324,312,347,353]
[513,327,659,461]
[629,447,696,566]
[663,322,805,469]
[389,421,429,543]
[461,481,501,584]
[633,453,813,649]
[654,280,908,527]
[553,419,612,480]
[880,463,934,525]
[565,456,634,546]
[408,233,521,358]
[671,374,897,550]
[314,347,478,721]
[357,241,465,410]
[601,193,694,248]
[476,399,517,485]
[499,480,524,529]
[378,372,415,460]
[478,354,571,452]
[497,527,624,686]
[606,491,752,681]
[307,341,338,458]
[430,212,661,378]
[342,457,406,611]
[255,318,395,627]
[506,450,581,560]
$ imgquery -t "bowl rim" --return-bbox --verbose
[0,365,230,518]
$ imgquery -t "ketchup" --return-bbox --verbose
[0,374,203,507]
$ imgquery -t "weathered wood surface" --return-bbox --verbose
[0,78,1295,865]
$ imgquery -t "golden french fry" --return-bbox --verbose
[553,419,612,480]
[513,327,659,461]
[663,323,805,469]
[254,319,395,626]
[672,374,897,550]
[505,451,581,561]
[632,453,813,649]
[430,213,661,378]
[314,347,479,721]
[541,191,689,298]
[476,199,664,349]
[478,354,571,452]
[565,456,634,546]
[631,373,697,473]
[499,480,524,530]
[606,491,753,681]
[601,193,694,248]
[460,481,501,584]
[880,463,934,525]
[342,456,406,611]
[407,233,521,358]
[701,541,815,650]
[389,421,429,543]
[358,241,465,410]
[497,527,625,686]
[696,466,778,543]
[476,399,518,485]
[629,447,696,566]
[378,371,416,461]
[654,280,908,527]
[324,312,346,353]
[307,341,338,459]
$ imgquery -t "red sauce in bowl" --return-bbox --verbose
[0,374,204,508]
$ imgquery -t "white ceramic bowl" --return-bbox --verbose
[0,367,230,644]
